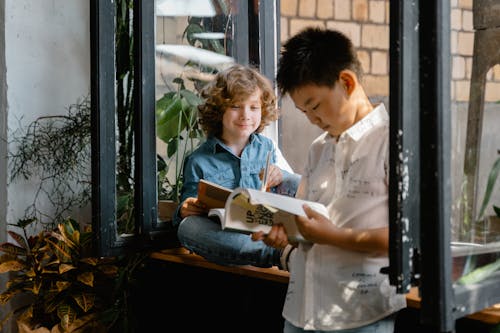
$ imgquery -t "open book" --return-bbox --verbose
[198,180,329,243]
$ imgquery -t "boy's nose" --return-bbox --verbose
[306,112,320,125]
[241,106,252,116]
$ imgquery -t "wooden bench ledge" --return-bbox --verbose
[406,287,500,325]
[151,247,290,284]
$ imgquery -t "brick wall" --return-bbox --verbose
[280,0,500,102]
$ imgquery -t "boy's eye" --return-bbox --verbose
[231,105,241,109]
[312,103,319,111]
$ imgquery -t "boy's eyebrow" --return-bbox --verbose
[294,105,307,113]
[294,97,314,112]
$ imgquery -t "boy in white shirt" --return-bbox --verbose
[252,28,406,332]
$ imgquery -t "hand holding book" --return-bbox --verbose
[198,180,329,243]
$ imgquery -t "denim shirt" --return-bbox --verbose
[173,133,300,226]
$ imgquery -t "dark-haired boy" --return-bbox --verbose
[253,28,406,332]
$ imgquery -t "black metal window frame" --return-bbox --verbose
[90,0,279,255]
[390,1,500,332]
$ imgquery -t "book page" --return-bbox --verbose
[222,189,328,243]
[238,188,329,218]
[208,208,225,222]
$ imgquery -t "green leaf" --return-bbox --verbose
[0,243,27,256]
[57,222,79,249]
[117,192,133,213]
[187,17,202,25]
[157,154,167,172]
[46,238,72,262]
[56,281,71,292]
[156,97,184,142]
[477,157,500,220]
[209,38,225,54]
[57,304,77,331]
[494,205,500,217]
[0,290,20,305]
[456,258,500,285]
[156,94,182,127]
[183,23,204,45]
[74,292,95,313]
[156,91,176,115]
[16,217,36,229]
[7,231,28,249]
[78,271,95,287]
[0,260,25,273]
[180,89,202,107]
[167,138,179,158]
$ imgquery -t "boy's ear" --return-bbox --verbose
[339,70,356,95]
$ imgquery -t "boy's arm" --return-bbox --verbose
[275,170,301,197]
[271,142,302,196]
[172,156,202,225]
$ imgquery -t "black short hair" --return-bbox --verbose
[276,27,362,96]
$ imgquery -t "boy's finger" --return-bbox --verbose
[302,204,318,218]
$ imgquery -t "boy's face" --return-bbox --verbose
[221,89,262,142]
[289,81,354,138]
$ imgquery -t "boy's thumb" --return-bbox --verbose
[302,204,316,218]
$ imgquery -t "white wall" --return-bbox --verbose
[3,0,89,225]
[1,2,89,330]
[1,1,7,236]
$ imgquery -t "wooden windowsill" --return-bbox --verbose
[406,287,500,325]
[151,247,290,284]
[151,247,500,324]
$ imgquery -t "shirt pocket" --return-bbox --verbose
[244,163,266,189]
[204,167,237,189]
[346,178,387,198]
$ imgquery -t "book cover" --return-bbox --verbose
[198,179,233,209]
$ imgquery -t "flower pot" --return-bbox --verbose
[475,215,500,243]
[158,200,179,222]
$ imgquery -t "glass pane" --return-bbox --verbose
[155,0,235,222]
[116,1,136,236]
[451,0,500,284]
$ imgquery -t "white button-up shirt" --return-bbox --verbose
[283,104,407,330]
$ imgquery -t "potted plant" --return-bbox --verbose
[156,77,205,221]
[155,16,230,222]
[457,151,500,282]
[0,218,118,332]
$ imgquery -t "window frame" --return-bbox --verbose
[90,0,279,254]
[390,1,500,331]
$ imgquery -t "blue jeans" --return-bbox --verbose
[177,215,281,268]
[283,314,396,333]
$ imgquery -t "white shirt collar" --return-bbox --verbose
[342,103,388,142]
